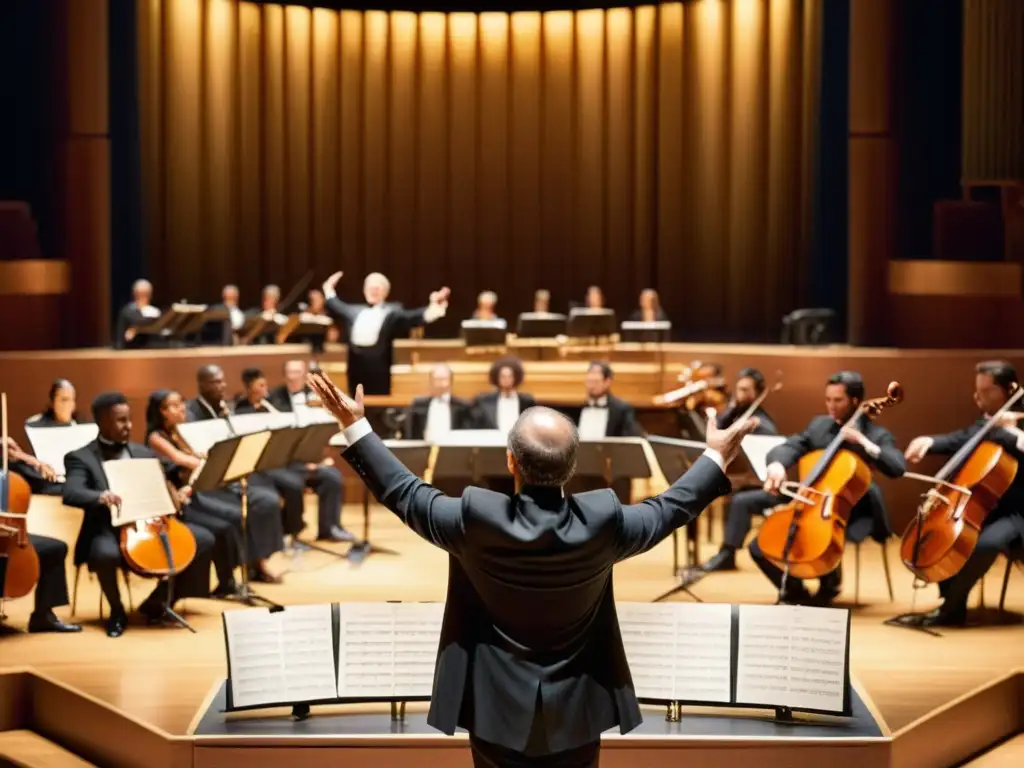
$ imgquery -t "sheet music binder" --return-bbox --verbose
[220,601,852,722]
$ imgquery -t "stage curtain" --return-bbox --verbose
[137,0,820,341]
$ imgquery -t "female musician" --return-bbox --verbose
[27,378,78,427]
[903,361,1024,626]
[145,389,284,589]
[630,289,668,323]
[584,285,605,310]
[710,372,904,605]
[61,392,215,638]
[472,291,499,320]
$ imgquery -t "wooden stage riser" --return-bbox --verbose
[2,343,1024,534]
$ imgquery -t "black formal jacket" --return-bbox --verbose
[63,440,172,566]
[564,395,642,438]
[115,302,160,349]
[186,397,230,422]
[472,391,538,430]
[404,396,476,440]
[341,430,730,754]
[767,414,905,540]
[716,403,778,436]
[927,421,1024,539]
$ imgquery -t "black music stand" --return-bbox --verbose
[620,320,671,343]
[192,432,281,609]
[346,440,432,565]
[461,319,508,348]
[277,315,334,346]
[566,308,617,340]
[515,312,567,338]
[238,314,281,345]
[647,435,709,602]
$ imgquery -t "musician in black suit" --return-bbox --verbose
[1,435,79,633]
[715,368,778,435]
[240,363,352,543]
[115,279,162,349]
[725,372,905,605]
[321,270,450,395]
[568,362,642,439]
[244,284,288,345]
[62,393,216,637]
[404,364,476,441]
[473,357,538,433]
[185,364,286,582]
[904,360,1024,626]
[308,370,758,768]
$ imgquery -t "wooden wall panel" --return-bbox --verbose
[138,1,819,340]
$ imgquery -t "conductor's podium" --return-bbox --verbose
[1,667,1021,768]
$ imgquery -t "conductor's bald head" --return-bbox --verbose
[506,407,579,488]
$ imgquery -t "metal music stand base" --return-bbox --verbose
[883,613,943,637]
[295,538,349,562]
[233,477,282,610]
[347,495,400,565]
[653,568,705,603]
[156,605,197,634]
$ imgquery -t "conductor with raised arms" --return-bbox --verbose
[321,270,450,395]
[308,370,758,768]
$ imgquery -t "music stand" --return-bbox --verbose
[515,312,567,338]
[432,430,509,485]
[566,308,617,341]
[620,320,671,343]
[193,431,281,608]
[276,314,334,345]
[647,435,709,602]
[461,319,507,350]
[238,314,283,345]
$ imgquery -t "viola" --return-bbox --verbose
[0,393,41,599]
[898,386,1024,583]
[756,382,904,580]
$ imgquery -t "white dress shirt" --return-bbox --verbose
[578,397,610,440]
[136,303,160,319]
[289,389,309,408]
[496,393,520,435]
[424,394,453,443]
[322,285,447,347]
[228,306,245,330]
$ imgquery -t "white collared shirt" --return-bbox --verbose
[228,306,245,330]
[496,393,520,435]
[350,304,389,347]
[578,396,610,440]
[425,394,452,443]
[289,389,309,408]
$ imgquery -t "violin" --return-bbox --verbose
[898,386,1024,583]
[757,382,904,580]
[0,394,41,600]
[655,361,727,411]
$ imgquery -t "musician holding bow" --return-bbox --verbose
[903,361,1024,627]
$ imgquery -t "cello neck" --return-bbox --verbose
[937,386,1024,481]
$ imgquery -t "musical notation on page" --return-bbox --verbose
[618,602,732,703]
[102,458,177,525]
[224,604,337,708]
[24,423,98,478]
[734,604,848,712]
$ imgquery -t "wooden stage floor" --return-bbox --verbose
[5,498,1023,740]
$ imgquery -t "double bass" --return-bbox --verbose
[0,393,40,600]
[898,385,1024,583]
[757,382,904,580]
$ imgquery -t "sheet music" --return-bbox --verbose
[24,424,98,477]
[229,412,296,435]
[224,431,272,482]
[735,604,849,712]
[336,603,443,698]
[176,419,232,456]
[741,435,787,482]
[432,429,507,448]
[102,458,176,525]
[224,604,338,708]
[618,603,733,702]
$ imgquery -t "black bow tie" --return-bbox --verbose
[587,400,608,409]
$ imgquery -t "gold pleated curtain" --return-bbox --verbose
[138,0,820,340]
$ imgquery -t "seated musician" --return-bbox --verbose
[305,288,340,346]
[904,360,1024,626]
[715,368,778,435]
[705,372,904,606]
[405,364,476,441]
[472,357,537,436]
[570,362,642,439]
[629,289,668,322]
[62,393,216,637]
[146,389,283,597]
[185,364,287,579]
[584,285,605,310]
[212,284,245,345]
[246,284,287,344]
[532,289,552,314]
[472,291,499,320]
[115,279,162,349]
[265,360,353,543]
[26,378,79,427]
[1,436,79,633]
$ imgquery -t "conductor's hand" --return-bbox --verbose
[308,372,365,428]
[704,408,760,467]
[429,287,451,308]
[323,271,343,293]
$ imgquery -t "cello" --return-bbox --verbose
[0,393,41,600]
[898,385,1024,583]
[757,382,904,580]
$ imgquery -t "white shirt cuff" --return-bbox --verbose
[423,303,446,323]
[342,418,373,446]
[864,441,881,459]
[323,284,337,300]
[701,447,725,472]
